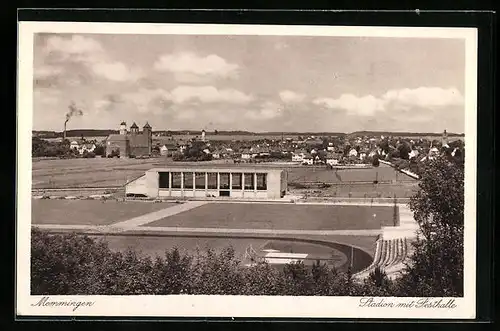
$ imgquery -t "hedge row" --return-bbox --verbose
[32,229,403,296]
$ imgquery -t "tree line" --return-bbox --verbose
[32,137,105,158]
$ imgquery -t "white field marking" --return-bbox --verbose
[126,226,383,236]
[32,224,111,233]
[264,252,308,259]
[205,200,399,207]
[109,201,209,229]
[33,224,93,230]
[31,224,383,236]
[262,249,280,253]
[264,258,305,265]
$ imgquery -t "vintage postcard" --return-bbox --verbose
[17,21,477,319]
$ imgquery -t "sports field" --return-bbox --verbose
[32,199,384,272]
[31,199,177,225]
[145,203,394,230]
[287,164,415,183]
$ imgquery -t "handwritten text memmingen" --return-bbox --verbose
[31,296,95,311]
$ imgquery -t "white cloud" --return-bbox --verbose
[279,90,306,103]
[34,65,64,80]
[169,86,253,104]
[41,35,142,82]
[245,102,283,120]
[90,62,142,82]
[43,35,104,61]
[174,109,197,120]
[313,87,464,116]
[313,94,384,116]
[34,88,61,106]
[382,87,464,109]
[154,52,239,78]
[121,88,171,113]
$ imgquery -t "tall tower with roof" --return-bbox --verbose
[442,129,448,146]
[143,122,153,154]
[130,122,139,135]
[119,121,127,135]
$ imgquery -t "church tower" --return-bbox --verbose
[442,129,448,146]
[143,122,152,154]
[119,122,127,135]
[130,122,139,135]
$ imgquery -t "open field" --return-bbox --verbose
[292,183,418,199]
[31,199,177,225]
[287,164,415,183]
[145,203,395,230]
[32,157,160,188]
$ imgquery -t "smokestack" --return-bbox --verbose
[64,101,83,141]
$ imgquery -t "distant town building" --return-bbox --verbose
[409,149,420,159]
[326,152,339,166]
[106,121,153,157]
[292,150,306,163]
[302,154,314,165]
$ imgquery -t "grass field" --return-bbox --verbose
[146,203,395,230]
[31,199,177,225]
[287,164,415,183]
[32,157,159,188]
[293,183,419,199]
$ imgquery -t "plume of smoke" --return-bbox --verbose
[63,101,83,141]
[65,101,84,124]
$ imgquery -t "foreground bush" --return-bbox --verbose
[32,229,395,296]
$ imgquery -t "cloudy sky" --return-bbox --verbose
[33,33,465,133]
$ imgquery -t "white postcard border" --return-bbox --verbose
[16,21,478,319]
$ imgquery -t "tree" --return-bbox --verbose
[397,157,464,296]
[343,145,351,157]
[93,145,105,156]
[397,142,411,160]
[379,139,390,154]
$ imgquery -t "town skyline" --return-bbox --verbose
[33,33,466,133]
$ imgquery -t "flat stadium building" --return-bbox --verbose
[126,165,288,199]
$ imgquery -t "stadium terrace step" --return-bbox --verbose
[354,237,411,280]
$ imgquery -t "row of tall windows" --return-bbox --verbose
[158,172,267,190]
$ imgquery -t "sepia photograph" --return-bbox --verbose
[17,22,477,319]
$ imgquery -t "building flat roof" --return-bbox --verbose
[147,165,285,173]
